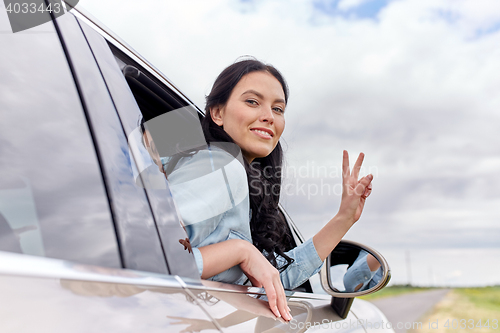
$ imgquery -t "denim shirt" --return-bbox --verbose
[343,250,383,292]
[163,145,323,290]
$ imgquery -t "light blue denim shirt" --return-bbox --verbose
[163,144,323,290]
[343,250,383,292]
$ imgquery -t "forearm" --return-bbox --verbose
[198,239,249,279]
[313,152,373,261]
[366,253,381,271]
[312,213,355,261]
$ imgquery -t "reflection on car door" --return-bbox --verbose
[0,6,119,267]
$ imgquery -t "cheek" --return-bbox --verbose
[236,108,254,125]
[223,105,249,129]
[226,114,247,136]
[275,118,285,138]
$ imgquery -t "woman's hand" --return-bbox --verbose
[238,241,293,321]
[338,150,373,225]
[198,240,292,321]
[312,150,373,261]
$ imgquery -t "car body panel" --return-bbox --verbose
[0,252,220,333]
[0,251,367,333]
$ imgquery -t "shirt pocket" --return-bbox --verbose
[226,228,252,243]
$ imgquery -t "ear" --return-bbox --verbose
[210,105,224,127]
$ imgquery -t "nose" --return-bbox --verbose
[260,105,274,124]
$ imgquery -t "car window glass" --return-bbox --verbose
[0,16,121,268]
[83,39,199,278]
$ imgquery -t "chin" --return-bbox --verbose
[242,142,277,162]
[251,149,274,160]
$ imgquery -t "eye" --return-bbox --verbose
[246,99,258,105]
[273,107,285,114]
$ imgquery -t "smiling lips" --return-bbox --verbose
[251,128,274,139]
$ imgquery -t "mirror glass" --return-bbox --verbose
[328,244,384,293]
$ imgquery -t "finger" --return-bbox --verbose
[274,277,292,321]
[262,280,280,318]
[352,152,365,180]
[354,174,373,196]
[342,150,350,179]
[363,184,372,198]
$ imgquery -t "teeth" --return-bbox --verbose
[253,129,272,137]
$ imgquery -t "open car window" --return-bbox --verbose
[106,42,315,291]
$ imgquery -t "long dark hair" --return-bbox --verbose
[202,58,294,271]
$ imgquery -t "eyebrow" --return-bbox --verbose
[241,90,286,104]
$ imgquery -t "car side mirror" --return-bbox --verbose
[320,240,391,319]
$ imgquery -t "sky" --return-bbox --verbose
[78,0,500,287]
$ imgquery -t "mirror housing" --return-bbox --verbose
[320,240,391,318]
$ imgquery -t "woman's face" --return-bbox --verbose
[211,71,286,162]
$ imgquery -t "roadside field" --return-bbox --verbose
[410,287,500,333]
[359,285,433,301]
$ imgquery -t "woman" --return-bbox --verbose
[162,58,373,321]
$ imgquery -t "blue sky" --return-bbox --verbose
[313,0,391,19]
[475,20,500,37]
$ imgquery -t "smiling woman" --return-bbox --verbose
[146,58,374,321]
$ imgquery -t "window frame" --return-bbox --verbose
[71,12,199,279]
[53,12,170,274]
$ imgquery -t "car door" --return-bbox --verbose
[0,6,220,333]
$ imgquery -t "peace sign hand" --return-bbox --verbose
[339,150,373,225]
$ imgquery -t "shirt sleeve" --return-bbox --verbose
[163,146,251,283]
[192,247,204,276]
[278,238,324,290]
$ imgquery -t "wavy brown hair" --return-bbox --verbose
[201,58,294,271]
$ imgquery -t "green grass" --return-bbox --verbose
[454,286,500,312]
[411,287,500,333]
[359,284,434,300]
